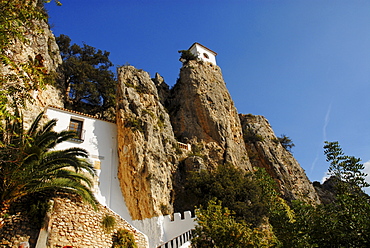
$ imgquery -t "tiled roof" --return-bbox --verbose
[46,105,115,123]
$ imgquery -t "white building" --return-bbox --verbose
[189,42,217,65]
[45,106,195,248]
[45,106,133,222]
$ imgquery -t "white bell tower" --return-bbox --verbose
[189,42,217,65]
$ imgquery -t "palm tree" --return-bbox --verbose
[0,110,97,227]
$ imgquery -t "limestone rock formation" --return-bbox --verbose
[116,66,183,220]
[152,72,170,107]
[116,60,321,220]
[239,114,321,205]
[1,17,64,125]
[168,60,252,171]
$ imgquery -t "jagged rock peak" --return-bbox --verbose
[152,72,170,107]
[116,65,183,220]
[168,60,252,171]
[239,113,321,205]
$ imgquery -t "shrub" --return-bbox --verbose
[101,214,116,233]
[112,229,137,248]
[160,204,170,215]
[276,134,295,152]
[178,50,197,62]
[186,163,269,226]
[192,199,279,248]
[124,117,144,132]
[243,127,264,143]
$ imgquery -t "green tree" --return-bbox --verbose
[324,141,369,190]
[56,34,116,118]
[192,199,278,248]
[277,141,370,247]
[178,49,197,62]
[277,134,295,152]
[187,164,269,226]
[0,110,97,227]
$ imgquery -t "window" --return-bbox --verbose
[203,53,209,59]
[69,119,84,142]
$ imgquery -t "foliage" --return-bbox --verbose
[157,114,166,129]
[324,141,369,189]
[0,110,97,225]
[273,141,370,247]
[178,50,197,62]
[243,127,264,143]
[23,193,51,229]
[101,214,116,233]
[275,134,295,152]
[160,203,170,215]
[187,163,270,226]
[112,228,137,248]
[253,168,294,221]
[0,0,60,113]
[192,199,279,248]
[124,117,144,132]
[56,34,116,118]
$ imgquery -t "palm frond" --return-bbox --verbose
[1,111,98,211]
[27,111,44,136]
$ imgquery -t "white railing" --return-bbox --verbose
[177,142,191,151]
[157,230,193,248]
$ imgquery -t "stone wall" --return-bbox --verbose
[46,196,149,248]
[0,202,40,248]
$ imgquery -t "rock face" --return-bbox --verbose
[116,60,321,220]
[239,114,320,205]
[313,178,337,205]
[0,17,64,125]
[168,60,252,171]
[116,66,182,220]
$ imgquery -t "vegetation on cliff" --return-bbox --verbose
[0,0,61,112]
[276,141,370,247]
[190,141,370,247]
[192,199,279,248]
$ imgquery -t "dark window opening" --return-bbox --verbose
[69,119,84,142]
[203,53,209,59]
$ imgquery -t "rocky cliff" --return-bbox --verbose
[116,60,320,220]
[168,60,252,171]
[0,16,64,123]
[239,114,320,205]
[116,66,182,220]
[116,61,257,220]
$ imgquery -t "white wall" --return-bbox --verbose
[133,211,196,248]
[189,44,217,65]
[45,107,133,224]
[46,107,196,248]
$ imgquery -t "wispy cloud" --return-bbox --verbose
[323,102,332,142]
[309,150,319,176]
[310,103,333,177]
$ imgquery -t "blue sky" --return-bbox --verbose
[46,0,370,191]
